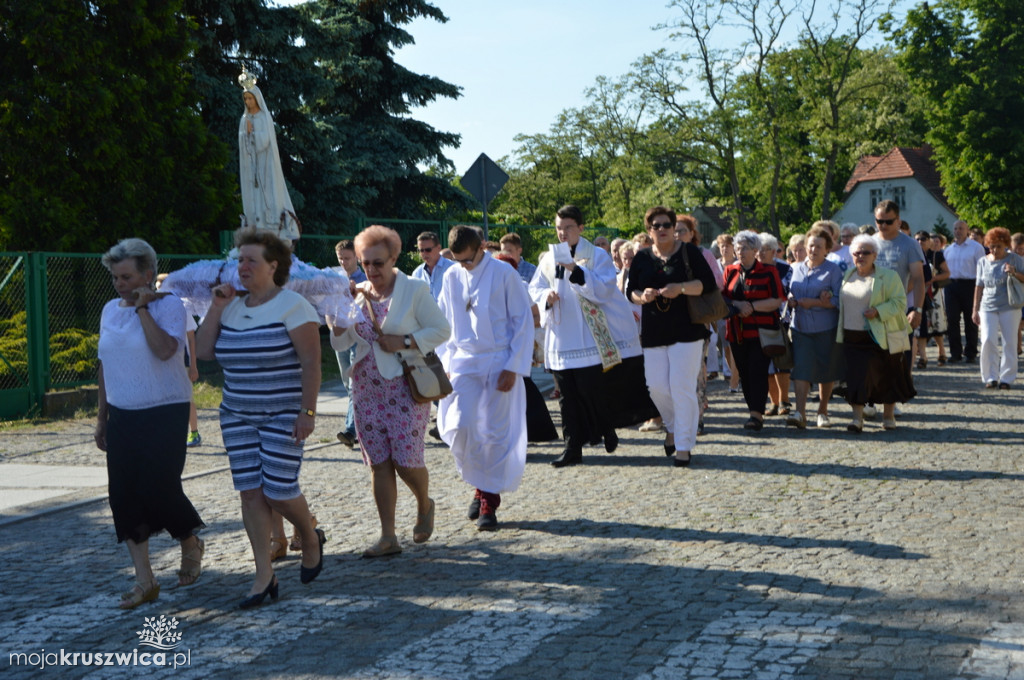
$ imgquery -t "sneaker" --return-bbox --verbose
[816,413,831,428]
[336,430,356,448]
[863,405,878,419]
[785,412,806,429]
[186,431,201,447]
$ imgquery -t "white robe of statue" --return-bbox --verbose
[239,84,300,242]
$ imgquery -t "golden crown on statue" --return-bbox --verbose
[238,68,258,90]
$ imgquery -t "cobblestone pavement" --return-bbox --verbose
[2,355,1024,679]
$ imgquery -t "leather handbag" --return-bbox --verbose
[1008,273,1024,309]
[758,326,788,358]
[362,299,453,403]
[678,244,729,324]
[398,351,453,404]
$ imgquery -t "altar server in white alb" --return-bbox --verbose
[437,225,535,530]
[529,205,656,468]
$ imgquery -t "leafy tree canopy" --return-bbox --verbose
[886,0,1024,227]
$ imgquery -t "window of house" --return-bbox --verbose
[869,189,884,211]
[892,186,906,210]
[869,186,906,211]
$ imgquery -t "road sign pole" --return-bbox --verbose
[481,162,489,240]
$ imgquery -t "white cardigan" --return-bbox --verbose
[331,270,451,380]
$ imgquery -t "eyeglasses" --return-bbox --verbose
[417,246,436,253]
[650,221,673,230]
[360,259,390,269]
[875,218,897,226]
[455,248,480,265]
[852,251,874,257]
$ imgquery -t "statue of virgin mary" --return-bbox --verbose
[238,69,301,242]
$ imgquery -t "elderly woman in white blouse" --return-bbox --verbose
[96,238,205,610]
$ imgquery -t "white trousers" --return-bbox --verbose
[979,308,1019,384]
[643,340,704,452]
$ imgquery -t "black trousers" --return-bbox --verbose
[944,279,978,359]
[731,338,772,416]
[106,402,204,544]
[552,364,614,453]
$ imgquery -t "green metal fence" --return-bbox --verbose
[1,221,618,420]
[0,252,217,419]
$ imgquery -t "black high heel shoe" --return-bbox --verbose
[238,576,278,610]
[300,528,327,584]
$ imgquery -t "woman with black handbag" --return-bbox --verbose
[331,225,450,558]
[627,206,718,466]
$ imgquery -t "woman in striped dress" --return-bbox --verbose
[196,229,325,609]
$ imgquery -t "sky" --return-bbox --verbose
[394,0,680,174]
[393,0,915,176]
[276,0,915,177]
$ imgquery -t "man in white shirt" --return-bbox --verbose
[436,226,535,530]
[943,220,986,362]
[411,231,454,300]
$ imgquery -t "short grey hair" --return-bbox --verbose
[758,232,780,251]
[850,234,878,256]
[101,238,158,277]
[734,230,761,252]
[840,222,858,236]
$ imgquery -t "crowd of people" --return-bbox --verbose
[92,71,1024,612]
[94,201,1024,612]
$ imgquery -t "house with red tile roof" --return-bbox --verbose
[832,145,959,232]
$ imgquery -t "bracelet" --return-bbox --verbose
[301,408,315,417]
[136,305,149,313]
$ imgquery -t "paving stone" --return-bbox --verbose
[1,363,1024,678]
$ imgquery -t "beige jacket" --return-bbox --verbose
[331,271,451,380]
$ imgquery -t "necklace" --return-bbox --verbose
[463,265,484,312]
[654,296,672,313]
[367,279,395,302]
[653,242,680,261]
[245,287,280,307]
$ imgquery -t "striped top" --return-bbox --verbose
[723,261,783,342]
[215,289,319,415]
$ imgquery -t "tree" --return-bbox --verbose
[793,0,896,219]
[184,0,472,234]
[887,0,1024,226]
[1,0,236,252]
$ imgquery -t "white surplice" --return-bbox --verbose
[437,253,535,493]
[528,237,642,371]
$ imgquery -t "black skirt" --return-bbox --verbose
[552,354,659,449]
[842,330,916,405]
[524,376,558,442]
[106,402,205,544]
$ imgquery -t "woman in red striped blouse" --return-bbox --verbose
[722,231,785,431]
